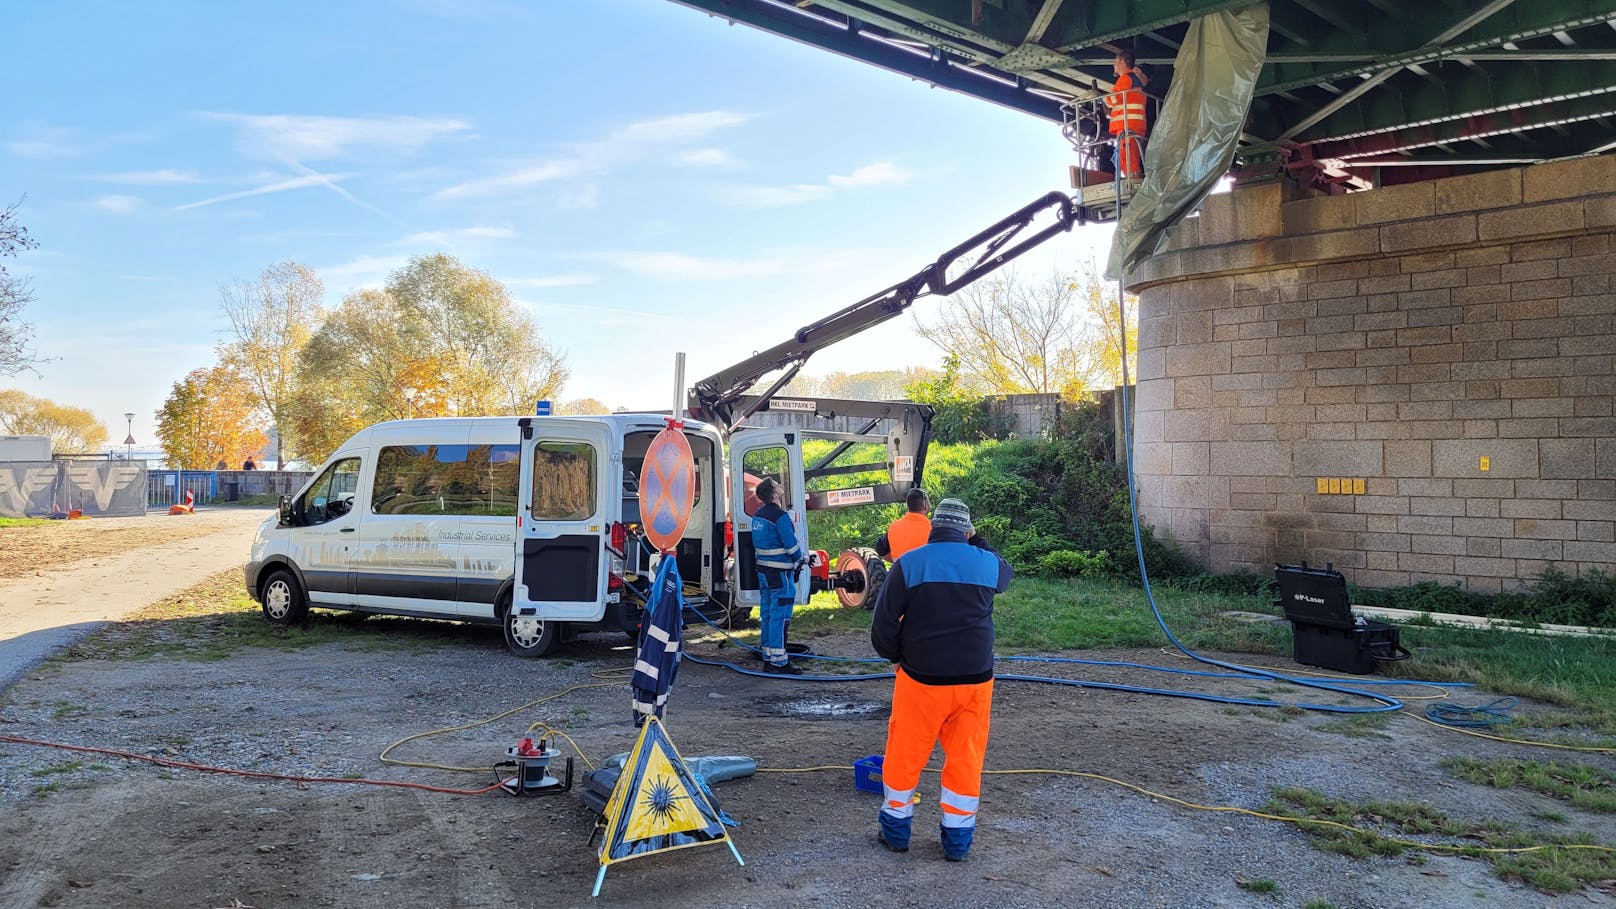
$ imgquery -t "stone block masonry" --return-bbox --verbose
[1128,157,1616,592]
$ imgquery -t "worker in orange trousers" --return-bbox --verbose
[870,498,1013,861]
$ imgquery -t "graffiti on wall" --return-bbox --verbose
[0,461,148,518]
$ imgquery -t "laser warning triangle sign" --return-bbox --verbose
[593,716,743,897]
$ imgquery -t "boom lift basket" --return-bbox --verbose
[1274,562,1409,675]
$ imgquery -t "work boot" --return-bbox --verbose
[765,661,802,676]
[940,824,973,862]
[878,813,910,853]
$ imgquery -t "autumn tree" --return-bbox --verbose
[1,201,41,377]
[558,398,610,415]
[155,366,268,469]
[0,389,110,452]
[218,261,325,467]
[913,269,1135,398]
[292,255,568,462]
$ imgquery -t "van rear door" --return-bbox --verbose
[514,418,616,621]
[727,429,807,607]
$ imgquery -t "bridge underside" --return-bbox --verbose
[673,1,1616,187]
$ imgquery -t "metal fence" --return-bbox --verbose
[147,470,313,508]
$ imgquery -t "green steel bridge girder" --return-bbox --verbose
[1254,59,1616,144]
[1255,0,1616,97]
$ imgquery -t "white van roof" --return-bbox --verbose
[336,413,722,450]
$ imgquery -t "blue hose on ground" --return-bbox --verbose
[685,590,1463,712]
[1426,698,1518,728]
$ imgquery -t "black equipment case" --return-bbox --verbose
[1274,562,1410,675]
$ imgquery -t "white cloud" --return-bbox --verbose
[93,195,143,214]
[175,172,352,210]
[434,110,751,200]
[396,225,517,246]
[319,254,410,292]
[827,162,913,188]
[600,252,789,281]
[676,147,739,167]
[556,182,599,211]
[724,161,913,208]
[92,169,203,185]
[4,138,80,159]
[722,183,830,207]
[506,273,599,288]
[204,113,472,161]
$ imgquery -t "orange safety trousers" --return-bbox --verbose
[880,668,994,830]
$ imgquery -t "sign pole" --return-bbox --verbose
[671,352,686,422]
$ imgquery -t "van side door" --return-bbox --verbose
[291,451,366,604]
[513,418,616,621]
[727,429,808,607]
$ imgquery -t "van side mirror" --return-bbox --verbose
[278,494,294,527]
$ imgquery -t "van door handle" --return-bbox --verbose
[340,527,356,533]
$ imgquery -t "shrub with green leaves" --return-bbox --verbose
[1037,549,1109,577]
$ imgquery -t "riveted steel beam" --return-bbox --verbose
[666,0,1068,120]
[1258,0,1616,97]
[1308,91,1616,158]
[1295,59,1616,142]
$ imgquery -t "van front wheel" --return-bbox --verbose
[261,569,308,625]
[503,603,560,658]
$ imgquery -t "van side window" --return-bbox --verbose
[372,444,522,516]
[531,441,596,520]
[302,457,362,525]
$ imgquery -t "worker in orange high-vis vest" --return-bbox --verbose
[875,488,931,562]
[1104,49,1149,178]
[871,498,1013,862]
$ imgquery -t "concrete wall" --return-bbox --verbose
[1129,156,1616,591]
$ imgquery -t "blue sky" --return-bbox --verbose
[6,0,1114,447]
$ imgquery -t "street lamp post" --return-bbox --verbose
[403,387,418,419]
[123,412,136,461]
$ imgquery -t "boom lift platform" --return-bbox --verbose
[1061,97,1145,223]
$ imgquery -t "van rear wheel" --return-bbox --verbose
[261,569,308,625]
[502,599,560,658]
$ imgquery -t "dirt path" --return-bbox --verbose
[0,508,271,691]
[0,508,268,580]
[2,616,1613,909]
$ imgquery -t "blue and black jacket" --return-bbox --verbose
[751,501,802,587]
[871,528,1014,685]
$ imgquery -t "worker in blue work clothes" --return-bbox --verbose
[751,478,804,675]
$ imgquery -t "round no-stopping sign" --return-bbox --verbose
[639,426,696,553]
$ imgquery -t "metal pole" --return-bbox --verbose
[672,352,687,422]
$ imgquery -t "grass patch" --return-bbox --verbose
[30,760,84,777]
[213,494,282,507]
[792,575,1616,741]
[1236,878,1278,894]
[58,571,474,663]
[1442,757,1616,814]
[1318,713,1393,740]
[1263,787,1616,894]
[0,516,52,528]
[1302,901,1337,909]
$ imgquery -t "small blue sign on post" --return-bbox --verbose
[534,400,552,416]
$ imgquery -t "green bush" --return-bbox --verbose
[1351,568,1616,628]
[1038,549,1109,577]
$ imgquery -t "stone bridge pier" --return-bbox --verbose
[1128,156,1616,592]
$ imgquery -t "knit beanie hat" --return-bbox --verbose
[932,498,973,534]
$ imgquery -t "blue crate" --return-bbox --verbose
[853,754,884,794]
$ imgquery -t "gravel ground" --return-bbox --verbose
[0,508,262,580]
[1,612,1614,908]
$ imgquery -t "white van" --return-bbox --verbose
[245,414,813,656]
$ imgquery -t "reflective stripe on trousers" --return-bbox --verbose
[879,668,994,829]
